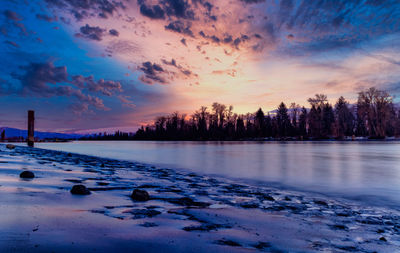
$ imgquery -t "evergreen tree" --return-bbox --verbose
[129,89,399,141]
[254,108,265,137]
[321,103,335,138]
[298,107,308,138]
[265,114,273,137]
[334,96,354,138]
[276,102,291,137]
[236,116,245,139]
[308,105,321,138]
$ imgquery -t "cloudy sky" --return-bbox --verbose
[1,0,399,133]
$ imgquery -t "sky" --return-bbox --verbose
[0,0,399,133]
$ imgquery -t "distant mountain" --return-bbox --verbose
[0,127,82,140]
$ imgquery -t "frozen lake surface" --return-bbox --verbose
[34,141,400,208]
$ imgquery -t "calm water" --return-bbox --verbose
[34,141,400,207]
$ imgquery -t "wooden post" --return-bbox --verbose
[27,110,34,147]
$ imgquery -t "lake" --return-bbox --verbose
[34,141,400,208]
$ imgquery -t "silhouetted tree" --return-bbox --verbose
[125,88,398,141]
[385,104,397,137]
[334,96,354,138]
[290,103,300,136]
[357,87,393,138]
[298,107,308,138]
[276,102,291,137]
[236,116,245,139]
[265,114,273,137]
[321,103,335,138]
[396,109,400,137]
[254,108,265,137]
[308,105,321,138]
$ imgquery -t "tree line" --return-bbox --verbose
[85,87,400,141]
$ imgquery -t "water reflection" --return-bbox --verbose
[35,141,400,206]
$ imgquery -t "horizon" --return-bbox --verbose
[1,1,400,133]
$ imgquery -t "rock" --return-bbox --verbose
[124,209,161,219]
[240,202,259,208]
[253,242,272,250]
[330,224,348,230]
[215,239,242,247]
[314,200,328,206]
[336,211,351,217]
[255,192,275,201]
[267,205,285,211]
[6,144,15,150]
[377,229,385,234]
[20,170,35,179]
[140,222,158,227]
[264,195,275,201]
[379,237,387,242]
[168,197,210,207]
[96,182,109,186]
[70,184,91,195]
[65,179,82,183]
[131,189,150,201]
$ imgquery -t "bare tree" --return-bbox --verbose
[357,87,393,138]
[307,94,327,108]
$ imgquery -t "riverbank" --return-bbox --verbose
[79,136,400,142]
[0,144,399,252]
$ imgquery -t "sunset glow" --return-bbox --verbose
[1,0,399,132]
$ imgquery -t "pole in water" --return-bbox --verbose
[27,110,34,147]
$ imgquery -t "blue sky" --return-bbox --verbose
[0,0,399,132]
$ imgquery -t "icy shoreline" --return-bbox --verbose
[0,144,399,252]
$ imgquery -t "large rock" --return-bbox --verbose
[70,184,91,195]
[20,170,35,179]
[6,144,15,150]
[131,189,150,201]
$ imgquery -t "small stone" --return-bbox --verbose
[20,171,35,179]
[70,184,91,195]
[6,144,15,150]
[216,239,242,247]
[379,237,387,242]
[314,200,328,206]
[253,242,271,250]
[168,197,210,207]
[140,222,158,227]
[175,197,194,206]
[263,195,275,201]
[131,189,150,201]
[330,224,347,230]
[96,182,109,186]
[240,202,259,208]
[125,209,161,219]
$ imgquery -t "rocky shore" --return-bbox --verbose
[0,144,399,252]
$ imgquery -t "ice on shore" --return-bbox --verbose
[0,144,399,252]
